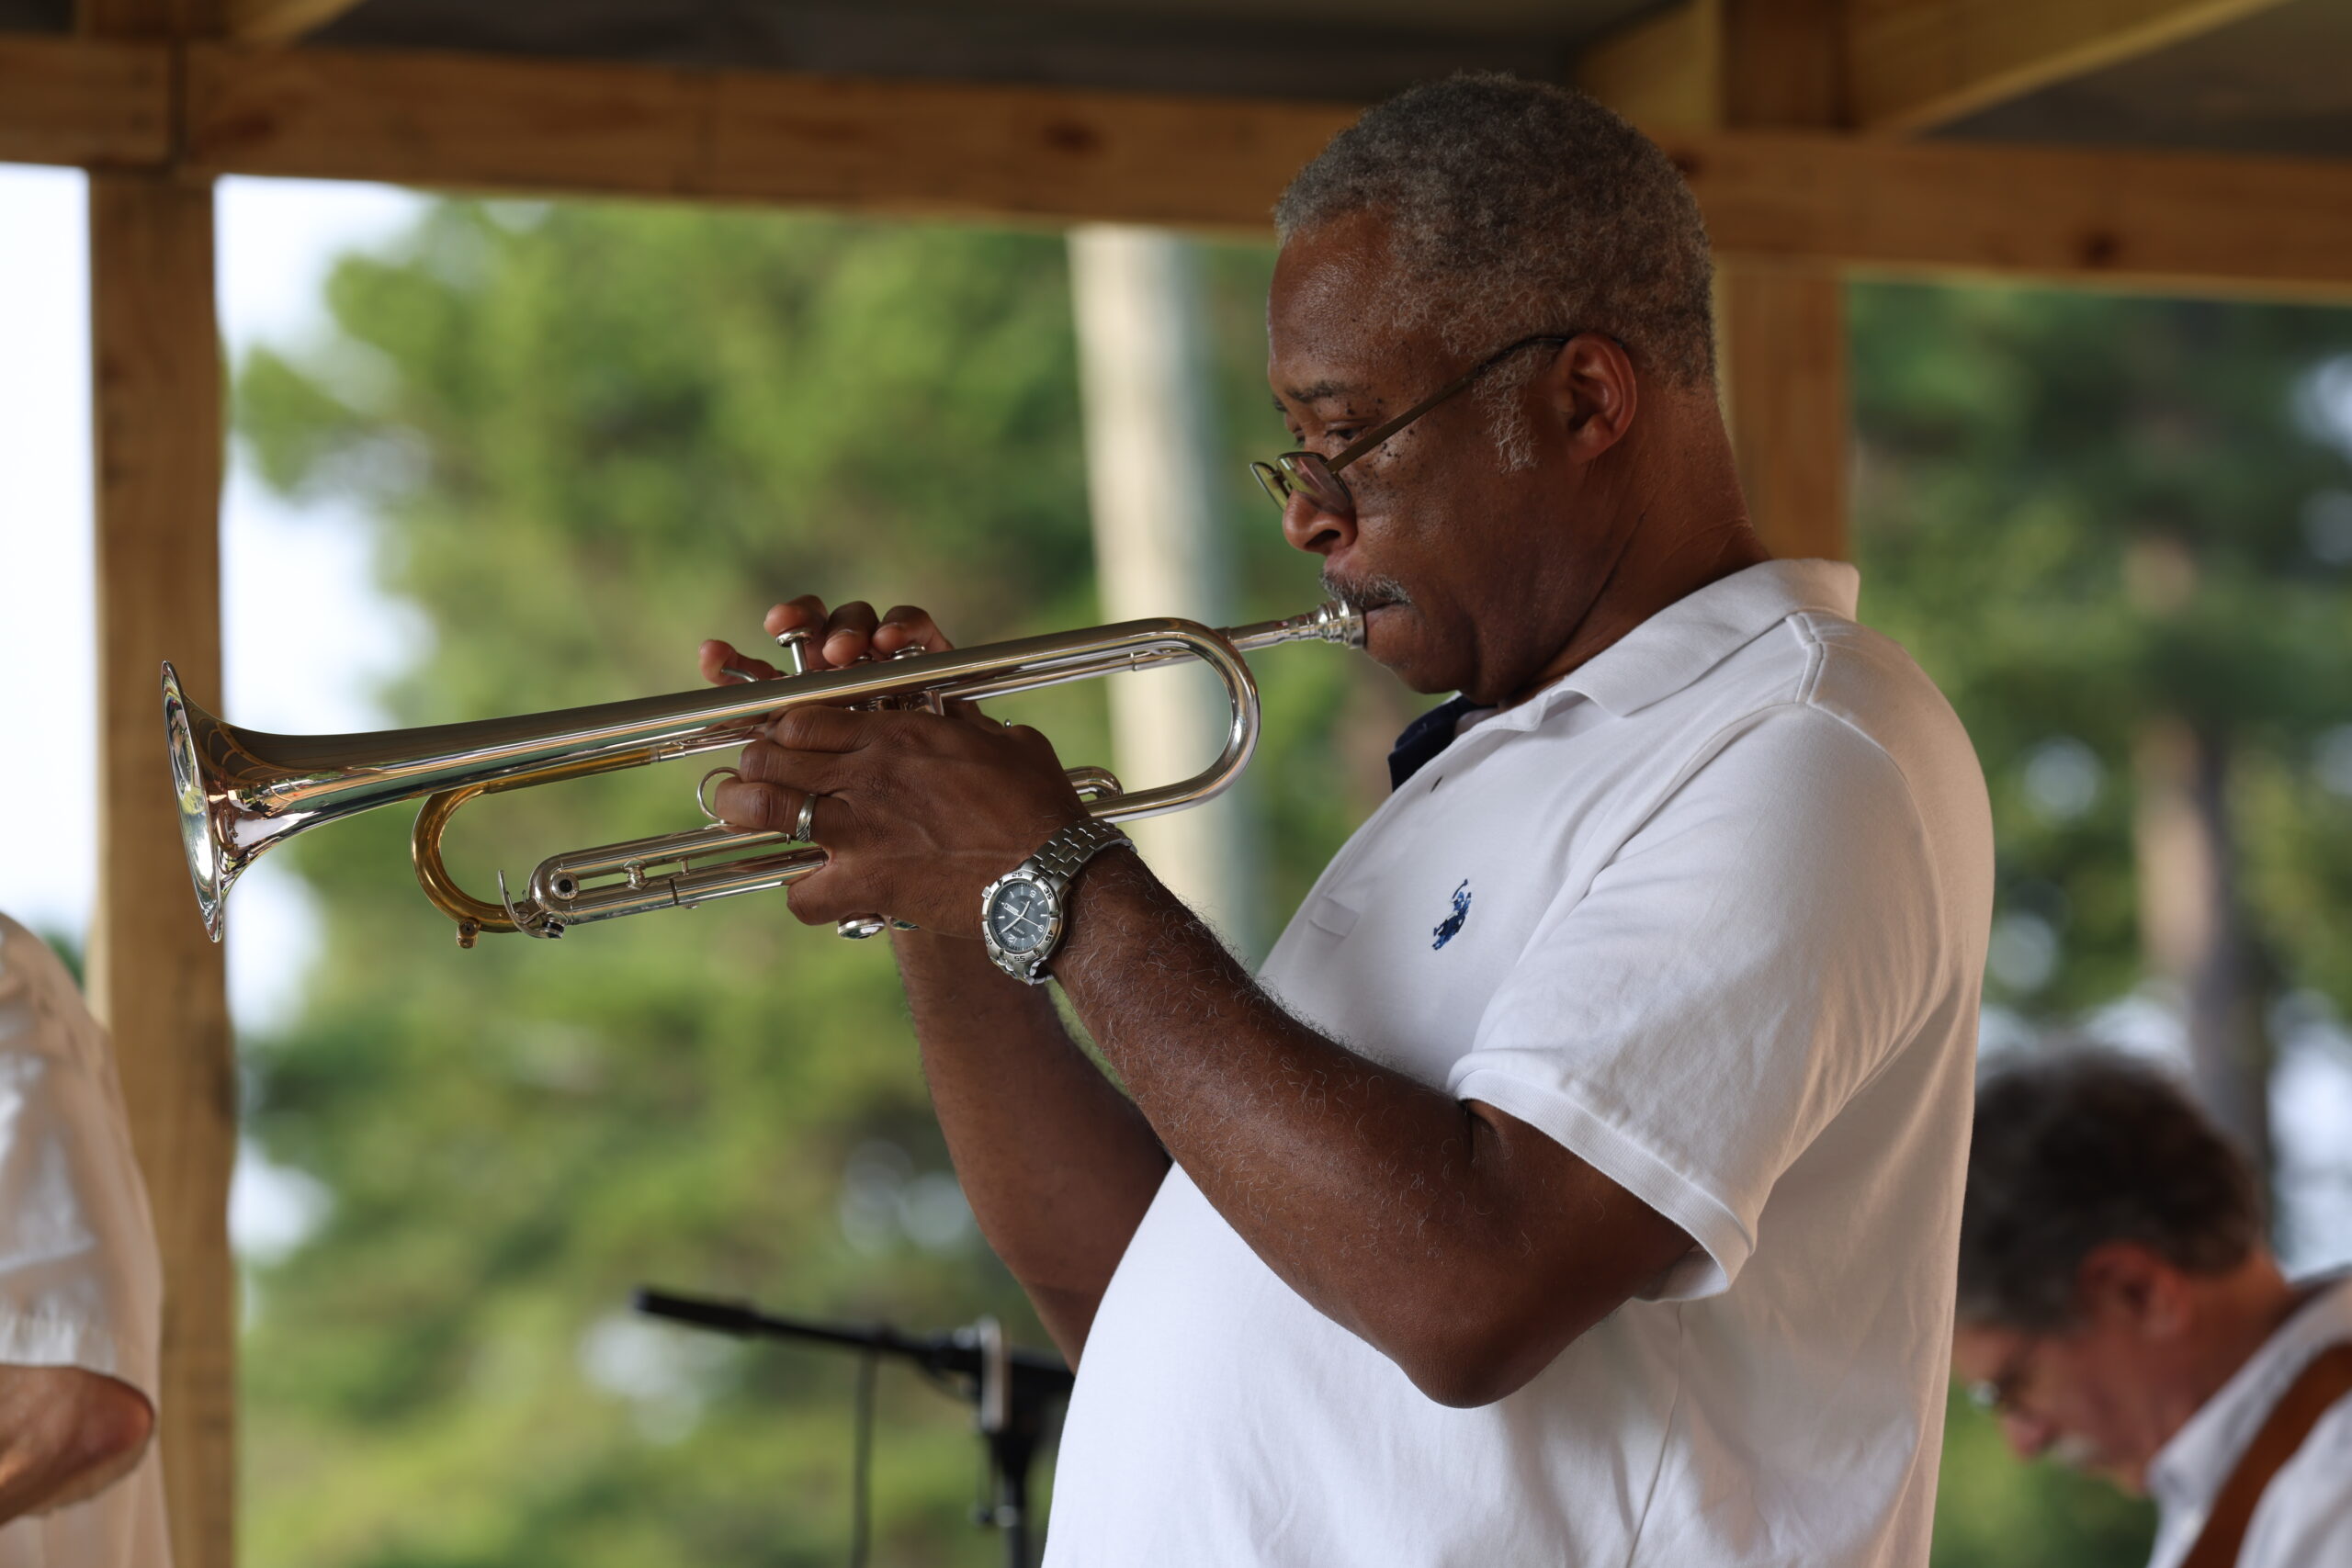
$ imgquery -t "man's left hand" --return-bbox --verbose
[708,703,1091,937]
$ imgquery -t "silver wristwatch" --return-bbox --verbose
[979,818,1133,985]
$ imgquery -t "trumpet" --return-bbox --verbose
[164,601,1363,947]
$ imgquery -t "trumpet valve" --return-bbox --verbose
[775,626,817,675]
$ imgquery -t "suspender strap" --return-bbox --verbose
[2177,1342,2352,1568]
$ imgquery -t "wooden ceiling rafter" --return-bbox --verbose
[1845,0,2299,134]
[2,35,2349,299]
[223,0,367,45]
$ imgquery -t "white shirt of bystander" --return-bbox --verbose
[0,915,173,1568]
[2146,1273,2352,1568]
[1046,560,1996,1567]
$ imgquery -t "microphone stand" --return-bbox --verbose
[633,1287,1074,1568]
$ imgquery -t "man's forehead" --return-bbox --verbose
[1266,209,1422,387]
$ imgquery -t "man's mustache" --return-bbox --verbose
[1321,569,1412,612]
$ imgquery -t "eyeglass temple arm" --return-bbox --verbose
[1324,333,1576,473]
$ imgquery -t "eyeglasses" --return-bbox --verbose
[1250,333,1581,519]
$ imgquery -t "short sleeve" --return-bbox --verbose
[0,922,164,1402]
[1446,704,1947,1301]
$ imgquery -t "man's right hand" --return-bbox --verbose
[698,595,956,686]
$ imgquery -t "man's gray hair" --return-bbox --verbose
[1958,1052,2265,1332]
[1274,73,1716,394]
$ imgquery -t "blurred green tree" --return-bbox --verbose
[1853,286,2352,1176]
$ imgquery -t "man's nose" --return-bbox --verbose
[1999,1410,2056,1461]
[1280,491,1354,558]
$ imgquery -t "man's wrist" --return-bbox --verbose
[1047,840,1153,985]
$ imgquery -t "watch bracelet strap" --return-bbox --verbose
[1030,817,1132,884]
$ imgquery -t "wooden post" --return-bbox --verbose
[80,0,238,1555]
[84,170,237,1568]
[1715,0,1852,562]
[1717,266,1850,561]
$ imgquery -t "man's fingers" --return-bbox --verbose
[708,777,847,843]
[872,606,954,656]
[700,639,780,685]
[763,595,835,666]
[758,703,889,756]
[821,602,882,667]
[736,735,861,796]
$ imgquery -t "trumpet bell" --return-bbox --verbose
[165,662,243,942]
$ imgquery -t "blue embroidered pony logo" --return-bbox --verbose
[1431,880,1472,950]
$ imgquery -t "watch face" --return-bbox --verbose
[988,879,1056,954]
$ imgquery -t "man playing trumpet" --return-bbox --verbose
[702,75,1994,1566]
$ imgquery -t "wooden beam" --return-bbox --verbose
[1,36,2346,297]
[85,172,236,1568]
[1663,128,2352,299]
[224,0,367,45]
[0,35,170,167]
[1847,0,2291,133]
[1577,0,1721,135]
[180,42,1357,230]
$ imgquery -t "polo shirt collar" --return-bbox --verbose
[2147,1272,2352,1522]
[1548,558,1860,721]
[1384,559,1858,788]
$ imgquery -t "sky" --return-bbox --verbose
[1,161,2346,1272]
[0,165,428,1258]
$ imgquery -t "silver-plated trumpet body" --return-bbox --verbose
[164,602,1363,946]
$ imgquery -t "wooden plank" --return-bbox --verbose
[181,42,1358,230]
[1663,128,2352,299]
[224,0,366,44]
[1719,267,1850,559]
[0,34,2338,296]
[1848,0,2290,132]
[1577,0,1721,134]
[77,0,223,35]
[85,171,236,1568]
[1712,0,1851,562]
[0,34,170,168]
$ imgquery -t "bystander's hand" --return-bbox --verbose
[0,1365,153,1524]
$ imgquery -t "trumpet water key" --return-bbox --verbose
[164,602,1363,947]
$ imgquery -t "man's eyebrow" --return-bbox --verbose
[1283,379,1362,403]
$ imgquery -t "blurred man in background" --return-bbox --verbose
[1956,1053,2352,1568]
[0,914,169,1565]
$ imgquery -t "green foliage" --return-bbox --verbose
[1851,283,2352,1021]
[1930,1391,2154,1568]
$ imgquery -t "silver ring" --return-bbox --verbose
[793,792,820,843]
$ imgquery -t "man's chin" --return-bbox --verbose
[2045,1434,2145,1495]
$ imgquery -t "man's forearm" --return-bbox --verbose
[892,927,1170,1359]
[1052,850,1687,1404]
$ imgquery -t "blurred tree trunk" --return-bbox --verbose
[2135,716,2273,1179]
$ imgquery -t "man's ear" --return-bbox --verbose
[2074,1241,2191,1340]
[1544,334,1639,463]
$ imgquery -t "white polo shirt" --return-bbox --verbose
[2146,1273,2352,1568]
[1044,560,1994,1567]
[0,916,172,1568]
